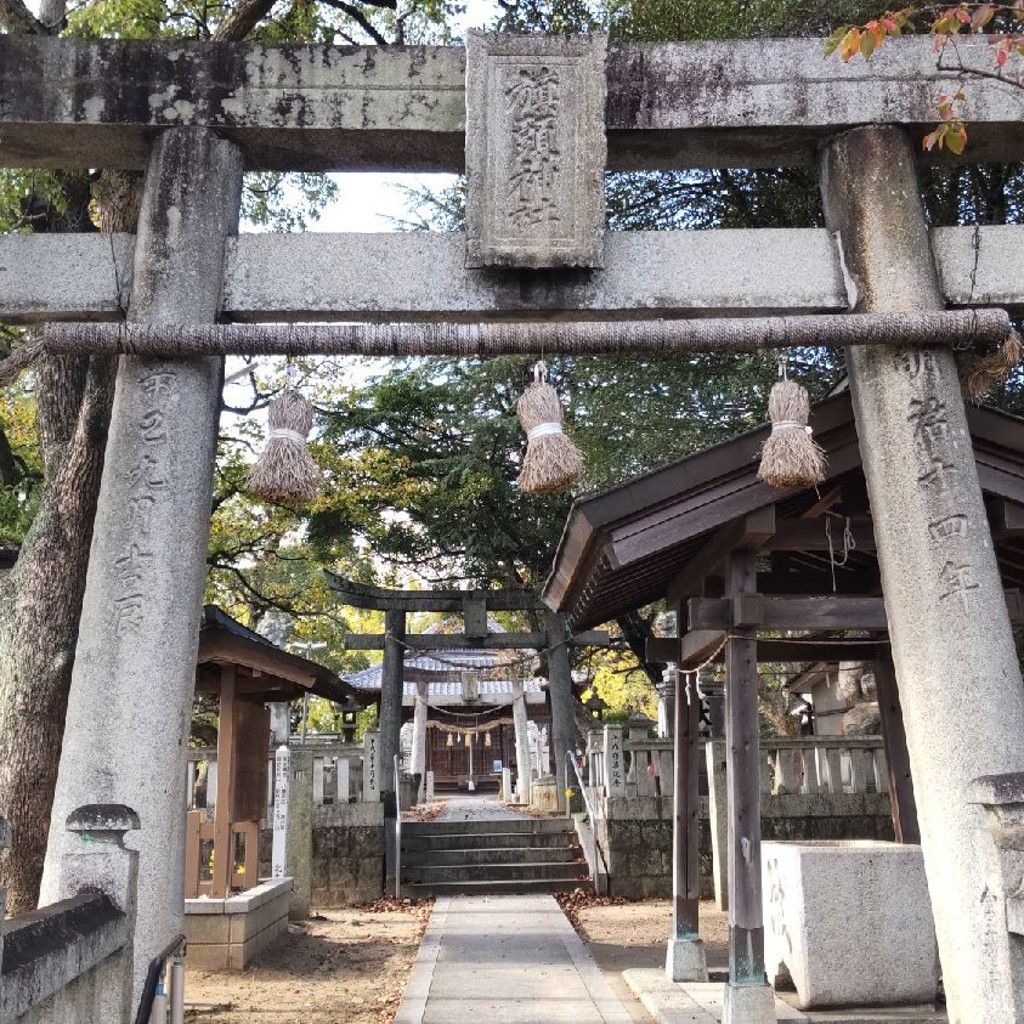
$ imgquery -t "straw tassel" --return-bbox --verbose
[757,378,826,488]
[246,387,322,503]
[961,329,1023,403]
[516,362,584,495]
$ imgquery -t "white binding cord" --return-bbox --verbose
[527,422,563,441]
[270,428,306,444]
[771,420,814,435]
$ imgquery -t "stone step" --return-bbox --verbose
[402,817,570,836]
[402,860,589,884]
[402,829,576,852]
[401,877,593,898]
[402,845,580,867]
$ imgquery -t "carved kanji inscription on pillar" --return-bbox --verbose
[465,31,607,269]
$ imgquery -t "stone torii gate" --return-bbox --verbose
[4,28,1024,1024]
[324,573,609,879]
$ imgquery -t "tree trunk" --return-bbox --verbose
[0,351,115,912]
[0,171,126,913]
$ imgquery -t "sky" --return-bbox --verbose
[312,0,500,233]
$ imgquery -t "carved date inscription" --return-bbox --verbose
[113,370,176,638]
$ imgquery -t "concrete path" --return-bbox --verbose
[394,894,638,1024]
[433,791,534,822]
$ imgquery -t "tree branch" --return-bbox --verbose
[0,0,49,34]
[211,0,276,40]
[318,0,389,44]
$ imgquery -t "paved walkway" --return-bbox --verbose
[394,894,637,1024]
[432,791,533,822]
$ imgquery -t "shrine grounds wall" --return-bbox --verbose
[594,793,894,900]
[260,803,386,906]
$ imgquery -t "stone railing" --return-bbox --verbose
[586,730,888,801]
[1,805,140,1023]
[186,742,367,815]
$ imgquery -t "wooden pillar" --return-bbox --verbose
[873,649,920,844]
[380,608,405,885]
[667,643,708,981]
[546,612,575,812]
[210,665,236,899]
[723,553,774,1023]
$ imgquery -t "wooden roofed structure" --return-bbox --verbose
[542,390,1024,995]
[186,607,359,900]
[545,391,1024,633]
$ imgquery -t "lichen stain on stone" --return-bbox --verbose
[361,50,377,77]
[408,48,427,79]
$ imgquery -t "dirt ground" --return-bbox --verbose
[184,893,727,1024]
[184,901,431,1024]
[572,898,731,978]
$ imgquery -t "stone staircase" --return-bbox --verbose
[400,817,592,898]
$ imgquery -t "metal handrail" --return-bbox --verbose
[134,933,186,1024]
[394,754,402,899]
[565,752,610,897]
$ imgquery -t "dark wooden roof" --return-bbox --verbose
[542,392,1024,628]
[196,605,360,705]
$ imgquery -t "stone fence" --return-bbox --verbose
[186,742,367,817]
[1,805,142,1024]
[586,730,889,800]
[581,730,894,900]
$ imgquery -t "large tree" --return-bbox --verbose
[0,0,456,913]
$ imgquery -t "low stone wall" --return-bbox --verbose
[310,802,386,906]
[2,892,131,1023]
[593,792,894,900]
[184,877,292,970]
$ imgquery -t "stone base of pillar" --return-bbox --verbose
[665,937,708,983]
[722,982,776,1024]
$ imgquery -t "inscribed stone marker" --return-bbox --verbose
[465,31,607,269]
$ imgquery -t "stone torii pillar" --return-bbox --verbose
[38,127,243,1005]
[512,679,532,805]
[411,681,428,801]
[822,125,1024,1023]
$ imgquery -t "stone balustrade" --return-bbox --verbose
[586,730,888,800]
[186,742,366,816]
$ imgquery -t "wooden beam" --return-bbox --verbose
[763,517,876,552]
[654,634,892,665]
[989,497,1024,539]
[689,595,890,632]
[681,630,728,670]
[666,507,776,606]
[689,592,1024,630]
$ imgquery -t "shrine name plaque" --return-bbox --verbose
[465,31,607,270]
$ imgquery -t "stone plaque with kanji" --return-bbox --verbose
[465,31,607,269]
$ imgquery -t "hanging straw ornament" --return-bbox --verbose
[757,365,826,489]
[961,328,1023,402]
[516,361,584,495]
[246,371,322,504]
